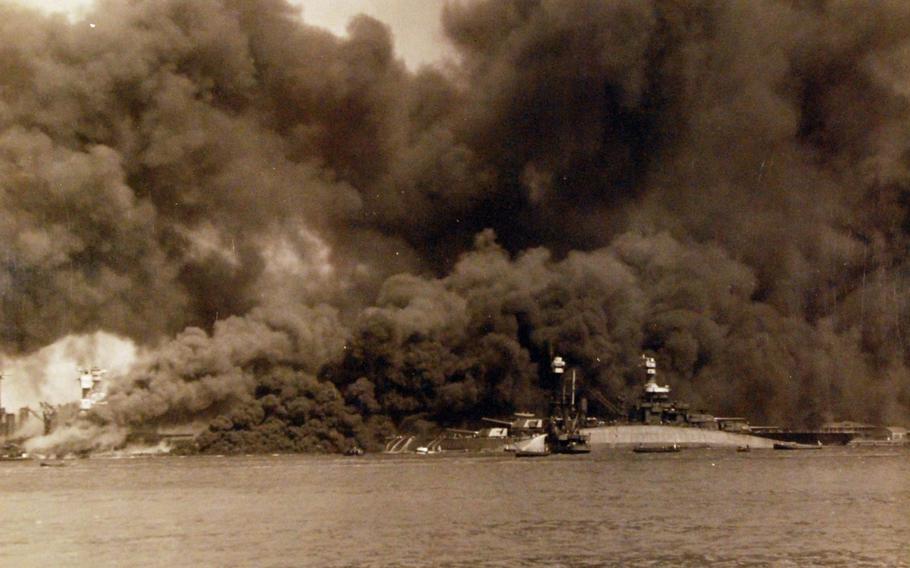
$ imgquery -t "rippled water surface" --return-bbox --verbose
[1,447,908,567]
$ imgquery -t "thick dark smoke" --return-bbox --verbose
[5,0,910,452]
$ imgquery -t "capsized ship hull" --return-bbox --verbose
[582,424,776,449]
[386,425,776,453]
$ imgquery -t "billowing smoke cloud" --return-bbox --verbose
[100,302,346,424]
[3,0,910,453]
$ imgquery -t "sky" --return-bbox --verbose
[11,0,453,69]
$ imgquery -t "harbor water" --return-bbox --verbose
[1,447,908,567]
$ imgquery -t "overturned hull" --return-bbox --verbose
[582,425,776,449]
[386,426,775,453]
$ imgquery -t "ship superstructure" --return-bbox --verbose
[547,356,591,454]
[627,355,691,425]
[0,371,16,438]
[78,367,108,412]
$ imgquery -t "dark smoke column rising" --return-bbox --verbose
[4,0,910,453]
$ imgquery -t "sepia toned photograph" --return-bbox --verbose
[1,1,908,566]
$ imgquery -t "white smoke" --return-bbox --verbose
[0,331,138,411]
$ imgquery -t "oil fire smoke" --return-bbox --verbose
[3,0,910,453]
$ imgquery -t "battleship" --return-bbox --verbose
[0,367,108,458]
[385,355,593,455]
[584,356,908,448]
[544,356,591,454]
[581,355,776,449]
[386,353,779,453]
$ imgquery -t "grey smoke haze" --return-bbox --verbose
[3,0,910,444]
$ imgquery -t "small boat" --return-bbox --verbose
[736,446,751,452]
[515,434,550,458]
[633,444,680,453]
[39,461,68,468]
[344,446,364,456]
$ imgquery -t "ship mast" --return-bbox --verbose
[571,369,576,408]
[547,355,591,454]
[0,370,7,414]
[0,371,7,436]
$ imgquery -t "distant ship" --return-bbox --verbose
[385,413,545,454]
[545,356,591,455]
[584,356,908,448]
[582,355,775,449]
[386,355,592,455]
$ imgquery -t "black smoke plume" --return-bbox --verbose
[5,0,910,452]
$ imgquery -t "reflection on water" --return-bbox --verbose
[1,448,908,567]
